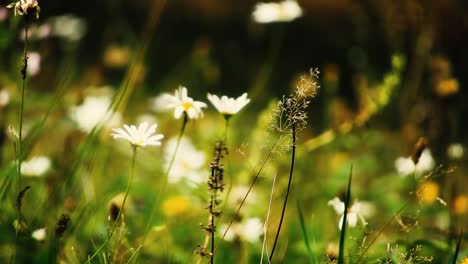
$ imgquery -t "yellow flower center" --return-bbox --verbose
[182,102,194,111]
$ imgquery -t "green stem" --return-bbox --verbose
[269,123,296,262]
[143,112,188,240]
[209,136,281,263]
[338,167,353,264]
[13,18,29,264]
[85,146,137,264]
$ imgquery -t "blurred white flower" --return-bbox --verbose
[447,143,464,160]
[49,15,86,42]
[151,86,207,119]
[0,7,9,22]
[69,95,121,133]
[0,89,10,107]
[328,197,374,229]
[31,227,47,241]
[27,51,41,76]
[207,93,250,117]
[219,217,263,243]
[395,149,435,177]
[165,137,205,185]
[252,0,302,24]
[7,0,40,19]
[21,156,51,177]
[111,122,164,148]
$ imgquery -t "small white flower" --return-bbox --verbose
[447,143,464,160]
[69,95,121,133]
[151,86,207,119]
[165,137,205,185]
[207,93,250,117]
[219,217,263,243]
[328,197,374,229]
[0,89,10,107]
[252,0,302,24]
[7,0,40,19]
[27,51,41,76]
[31,227,47,241]
[21,155,51,177]
[111,122,164,147]
[395,149,435,177]
[49,15,87,42]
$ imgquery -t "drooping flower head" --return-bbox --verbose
[207,93,250,118]
[152,86,207,120]
[252,0,302,24]
[7,0,40,19]
[111,122,164,148]
[328,197,374,230]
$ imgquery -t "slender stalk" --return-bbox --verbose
[260,173,277,263]
[223,116,230,143]
[143,113,188,238]
[338,167,353,264]
[208,137,281,264]
[269,123,296,262]
[85,146,137,264]
[13,18,30,264]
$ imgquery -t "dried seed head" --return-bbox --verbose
[411,137,428,165]
[55,214,70,237]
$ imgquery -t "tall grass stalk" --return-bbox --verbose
[297,200,315,264]
[269,123,297,262]
[12,17,30,264]
[451,229,463,264]
[338,166,353,264]
[85,146,137,264]
[209,136,281,263]
[260,173,277,263]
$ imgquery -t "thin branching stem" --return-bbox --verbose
[85,146,137,264]
[269,123,296,262]
[208,136,281,264]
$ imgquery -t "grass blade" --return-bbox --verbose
[338,166,353,264]
[296,200,315,264]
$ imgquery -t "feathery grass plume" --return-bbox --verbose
[196,140,227,264]
[269,68,319,262]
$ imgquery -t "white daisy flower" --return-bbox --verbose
[111,122,164,147]
[7,0,40,19]
[21,155,51,177]
[395,149,435,177]
[252,0,302,24]
[328,197,374,230]
[447,143,464,160]
[151,86,207,120]
[164,137,205,185]
[31,227,47,241]
[69,95,121,133]
[207,93,250,117]
[219,217,263,243]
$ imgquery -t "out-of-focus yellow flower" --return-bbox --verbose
[103,44,130,68]
[417,181,440,205]
[435,78,459,97]
[458,256,468,264]
[452,195,468,215]
[162,196,191,217]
